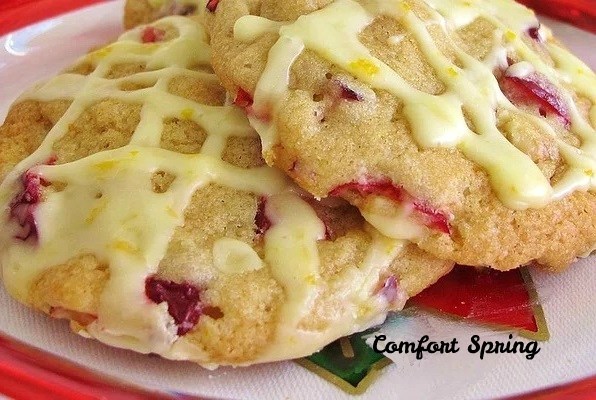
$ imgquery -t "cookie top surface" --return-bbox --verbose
[0,16,452,367]
[205,0,596,270]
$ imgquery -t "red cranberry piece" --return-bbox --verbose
[330,180,451,234]
[46,155,57,165]
[233,88,272,121]
[378,275,398,303]
[254,196,272,236]
[9,157,56,242]
[141,26,166,43]
[21,171,44,203]
[322,80,364,103]
[527,24,542,42]
[376,275,407,309]
[11,207,38,241]
[500,70,570,127]
[337,82,363,101]
[9,170,47,241]
[413,202,452,235]
[145,276,206,336]
[202,306,224,319]
[206,0,220,12]
[234,88,254,109]
[311,80,363,122]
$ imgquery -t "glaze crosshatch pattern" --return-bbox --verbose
[0,16,286,362]
[0,16,453,367]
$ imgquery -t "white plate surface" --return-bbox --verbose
[0,2,594,399]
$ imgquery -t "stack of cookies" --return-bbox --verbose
[0,0,594,367]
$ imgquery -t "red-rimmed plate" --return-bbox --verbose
[0,1,595,399]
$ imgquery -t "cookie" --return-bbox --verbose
[204,0,596,271]
[0,16,452,367]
